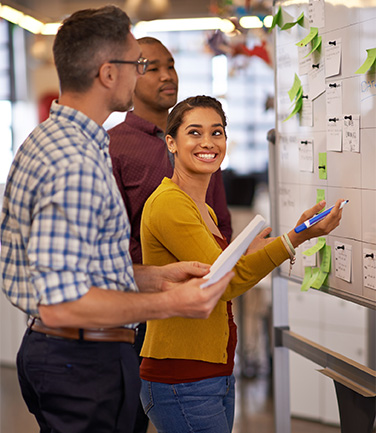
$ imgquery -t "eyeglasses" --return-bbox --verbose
[108,57,149,75]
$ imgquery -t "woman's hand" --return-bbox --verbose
[245,227,275,256]
[288,199,344,248]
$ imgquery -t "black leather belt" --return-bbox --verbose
[28,317,135,343]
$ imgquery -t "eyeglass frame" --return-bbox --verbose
[108,57,149,75]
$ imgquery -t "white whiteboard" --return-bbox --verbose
[273,0,376,308]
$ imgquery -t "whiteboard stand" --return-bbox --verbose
[272,274,291,433]
[269,130,291,433]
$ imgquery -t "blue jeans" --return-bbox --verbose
[140,375,235,433]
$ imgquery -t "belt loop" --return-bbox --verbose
[78,328,84,341]
[27,316,36,335]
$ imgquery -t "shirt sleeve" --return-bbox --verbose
[142,188,290,301]
[28,161,107,306]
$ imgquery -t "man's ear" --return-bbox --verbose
[166,135,177,153]
[97,63,117,89]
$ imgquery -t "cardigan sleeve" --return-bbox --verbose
[141,184,290,301]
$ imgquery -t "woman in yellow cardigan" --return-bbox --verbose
[139,95,343,433]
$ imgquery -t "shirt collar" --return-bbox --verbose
[50,100,110,151]
[125,111,164,137]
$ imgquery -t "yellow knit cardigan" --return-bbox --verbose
[140,177,289,364]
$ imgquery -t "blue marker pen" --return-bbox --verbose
[294,200,349,233]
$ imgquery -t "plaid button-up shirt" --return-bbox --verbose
[1,101,138,319]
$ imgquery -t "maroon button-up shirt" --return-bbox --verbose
[109,111,232,264]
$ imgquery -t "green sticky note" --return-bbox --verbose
[320,245,331,274]
[296,85,303,100]
[283,97,303,122]
[296,27,318,47]
[309,267,320,286]
[269,6,282,31]
[303,237,326,256]
[355,48,376,74]
[281,12,306,30]
[305,35,322,57]
[318,152,327,180]
[301,267,312,292]
[311,269,328,289]
[316,189,325,205]
[288,74,302,101]
[296,11,305,27]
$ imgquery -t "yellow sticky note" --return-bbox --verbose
[355,48,376,74]
[296,27,318,47]
[303,237,326,256]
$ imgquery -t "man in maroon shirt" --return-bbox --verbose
[108,37,232,433]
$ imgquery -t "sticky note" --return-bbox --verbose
[303,237,326,256]
[302,239,317,267]
[343,114,360,153]
[296,27,318,47]
[299,139,314,172]
[326,82,343,117]
[311,268,328,289]
[363,248,376,290]
[281,11,305,30]
[288,74,302,102]
[334,241,352,282]
[318,152,327,179]
[300,96,313,127]
[326,116,343,152]
[309,268,321,287]
[355,48,376,74]
[306,35,322,57]
[320,245,332,274]
[283,97,303,122]
[301,267,312,291]
[325,39,342,78]
[316,189,325,205]
[309,0,325,29]
[269,6,282,31]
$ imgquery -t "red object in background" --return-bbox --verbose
[38,93,58,123]
[232,39,272,65]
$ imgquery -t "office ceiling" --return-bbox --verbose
[4,0,272,23]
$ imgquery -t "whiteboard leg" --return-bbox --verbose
[272,274,291,433]
[273,346,291,433]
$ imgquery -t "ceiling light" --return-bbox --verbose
[0,5,24,24]
[220,19,236,34]
[19,15,43,34]
[263,15,273,28]
[41,22,61,35]
[134,17,235,33]
[239,16,263,29]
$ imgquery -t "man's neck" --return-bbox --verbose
[133,107,168,133]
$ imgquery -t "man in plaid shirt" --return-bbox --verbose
[0,6,233,433]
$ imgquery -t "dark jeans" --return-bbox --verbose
[133,322,149,433]
[17,329,140,433]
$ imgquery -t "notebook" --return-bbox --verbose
[201,214,266,288]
